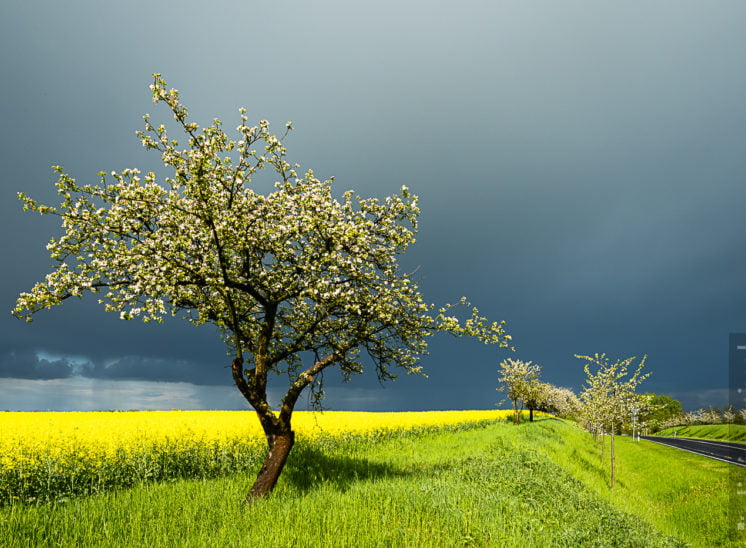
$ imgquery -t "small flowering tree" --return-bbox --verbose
[497,358,540,424]
[576,353,650,488]
[13,75,512,501]
[522,378,548,423]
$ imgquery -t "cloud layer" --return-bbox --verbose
[1,1,744,412]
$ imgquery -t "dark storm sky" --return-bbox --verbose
[1,1,744,411]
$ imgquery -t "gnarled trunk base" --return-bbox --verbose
[246,430,295,502]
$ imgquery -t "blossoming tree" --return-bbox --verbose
[13,75,512,500]
[497,358,540,424]
[576,353,651,488]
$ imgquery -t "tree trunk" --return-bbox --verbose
[529,407,534,422]
[246,429,295,502]
[610,425,616,489]
[512,398,520,425]
[230,350,345,502]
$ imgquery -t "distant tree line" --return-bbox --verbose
[652,405,745,431]
[631,394,744,433]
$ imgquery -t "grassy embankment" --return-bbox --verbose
[656,423,746,443]
[524,419,742,547]
[1,414,739,547]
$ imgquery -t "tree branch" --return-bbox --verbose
[278,345,353,425]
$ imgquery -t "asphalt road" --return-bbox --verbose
[640,435,746,466]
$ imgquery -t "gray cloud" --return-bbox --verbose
[1,1,744,411]
[0,350,77,380]
[0,349,230,386]
[89,355,228,385]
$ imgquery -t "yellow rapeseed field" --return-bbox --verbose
[0,409,513,504]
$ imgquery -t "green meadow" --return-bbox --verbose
[0,416,740,547]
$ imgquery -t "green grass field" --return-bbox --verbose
[655,423,746,443]
[0,416,740,547]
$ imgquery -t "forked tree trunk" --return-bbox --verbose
[230,350,346,502]
[230,356,297,502]
[246,429,295,502]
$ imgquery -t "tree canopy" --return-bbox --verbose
[541,384,581,420]
[576,353,651,434]
[13,74,512,499]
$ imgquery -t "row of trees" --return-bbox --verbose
[497,354,654,489]
[496,358,580,424]
[497,353,742,488]
[615,394,744,433]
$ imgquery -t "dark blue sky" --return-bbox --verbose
[1,1,744,412]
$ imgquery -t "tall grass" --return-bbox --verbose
[0,421,684,547]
